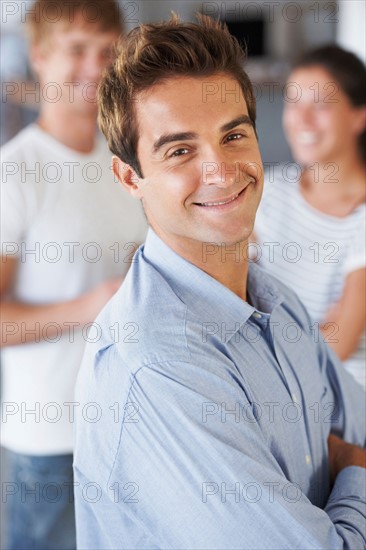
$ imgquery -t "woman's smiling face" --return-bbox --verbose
[283,65,365,166]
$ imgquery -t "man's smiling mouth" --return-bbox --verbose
[194,187,246,207]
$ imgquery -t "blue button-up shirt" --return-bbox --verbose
[74,229,366,549]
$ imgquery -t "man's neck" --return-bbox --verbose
[156,231,249,301]
[37,105,98,154]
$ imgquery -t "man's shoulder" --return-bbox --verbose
[74,249,192,444]
[87,248,191,373]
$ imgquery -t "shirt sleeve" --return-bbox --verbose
[0,161,33,257]
[276,274,366,447]
[320,336,366,447]
[107,360,366,550]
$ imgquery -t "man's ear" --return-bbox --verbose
[112,156,143,198]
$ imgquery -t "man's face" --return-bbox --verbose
[133,73,264,252]
[33,17,120,113]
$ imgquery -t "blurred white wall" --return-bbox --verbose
[337,0,366,61]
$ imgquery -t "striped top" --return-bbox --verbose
[254,164,366,389]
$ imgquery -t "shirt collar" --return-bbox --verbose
[142,229,284,341]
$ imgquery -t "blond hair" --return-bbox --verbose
[26,0,124,45]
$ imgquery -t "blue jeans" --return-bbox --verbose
[2,450,76,550]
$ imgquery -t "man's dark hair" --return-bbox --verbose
[98,14,256,178]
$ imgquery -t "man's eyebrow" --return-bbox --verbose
[153,132,197,154]
[152,116,253,154]
[220,115,253,133]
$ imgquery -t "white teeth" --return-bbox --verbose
[297,132,318,144]
[199,192,240,207]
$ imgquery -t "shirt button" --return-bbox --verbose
[253,312,262,319]
[305,454,311,465]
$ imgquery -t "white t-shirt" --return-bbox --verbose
[1,124,148,454]
[254,164,366,389]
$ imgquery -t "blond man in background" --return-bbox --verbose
[0,1,147,548]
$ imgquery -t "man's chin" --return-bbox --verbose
[199,228,252,248]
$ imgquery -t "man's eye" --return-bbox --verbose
[225,133,244,142]
[169,148,189,158]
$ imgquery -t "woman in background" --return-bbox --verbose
[254,45,366,388]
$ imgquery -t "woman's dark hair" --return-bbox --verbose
[293,45,366,165]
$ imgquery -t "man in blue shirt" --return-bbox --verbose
[73,15,366,549]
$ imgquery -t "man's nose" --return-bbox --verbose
[201,150,241,187]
